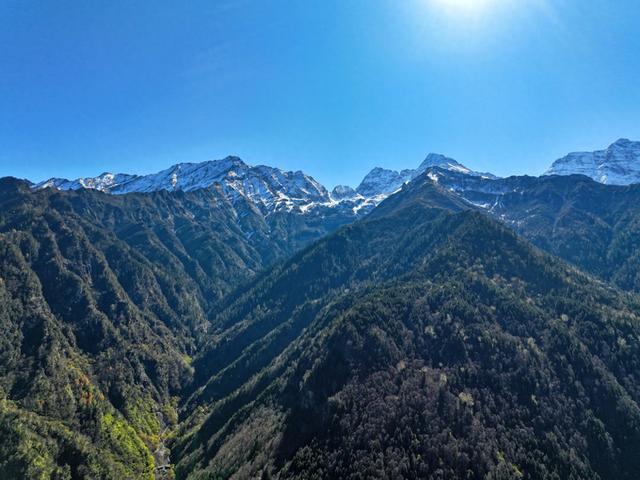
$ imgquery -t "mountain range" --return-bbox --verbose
[2,138,640,479]
[33,138,640,218]
[174,177,640,480]
[32,152,495,226]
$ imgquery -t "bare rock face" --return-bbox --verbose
[35,156,331,214]
[546,138,640,185]
[34,152,498,221]
[354,153,496,199]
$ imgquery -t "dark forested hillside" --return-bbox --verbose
[3,173,640,480]
[0,177,354,479]
[497,175,640,293]
[0,177,279,478]
[426,170,640,292]
[185,180,468,397]
[173,180,640,480]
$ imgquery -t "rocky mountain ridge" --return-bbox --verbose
[33,152,498,223]
[33,140,640,223]
[545,138,640,185]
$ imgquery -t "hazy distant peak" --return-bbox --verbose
[331,184,358,201]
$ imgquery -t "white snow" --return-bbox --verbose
[33,151,500,219]
[353,153,498,205]
[545,139,640,185]
[34,156,332,215]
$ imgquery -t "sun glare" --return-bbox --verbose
[433,0,497,11]
[429,0,502,19]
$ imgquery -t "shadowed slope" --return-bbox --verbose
[0,178,284,478]
[174,179,640,479]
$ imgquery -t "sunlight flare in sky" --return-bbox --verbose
[433,0,498,12]
[416,0,526,47]
[428,0,507,22]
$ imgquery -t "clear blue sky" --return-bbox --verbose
[1,0,639,188]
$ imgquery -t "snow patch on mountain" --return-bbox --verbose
[330,185,359,201]
[36,173,140,192]
[33,152,498,219]
[356,168,414,198]
[35,156,332,214]
[355,153,497,200]
[545,139,640,185]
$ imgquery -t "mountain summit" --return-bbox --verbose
[545,138,640,185]
[35,156,331,214]
[355,153,497,199]
[35,152,496,218]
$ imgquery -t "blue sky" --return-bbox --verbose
[1,0,639,188]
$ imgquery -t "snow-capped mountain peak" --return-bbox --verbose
[545,138,640,185]
[354,153,498,200]
[35,172,140,192]
[418,153,470,174]
[330,185,359,201]
[355,167,412,198]
[35,156,331,214]
[33,150,501,219]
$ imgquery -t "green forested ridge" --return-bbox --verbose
[173,182,640,479]
[0,233,157,479]
[507,175,640,292]
[431,171,640,292]
[0,178,299,478]
[2,174,640,479]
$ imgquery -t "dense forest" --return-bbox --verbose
[0,177,330,478]
[174,187,640,479]
[425,170,640,292]
[1,173,640,479]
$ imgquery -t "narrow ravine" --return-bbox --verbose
[153,411,173,480]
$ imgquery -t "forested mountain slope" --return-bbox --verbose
[3,171,640,479]
[425,170,640,292]
[184,179,469,397]
[492,175,640,292]
[174,178,640,480]
[0,176,348,479]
